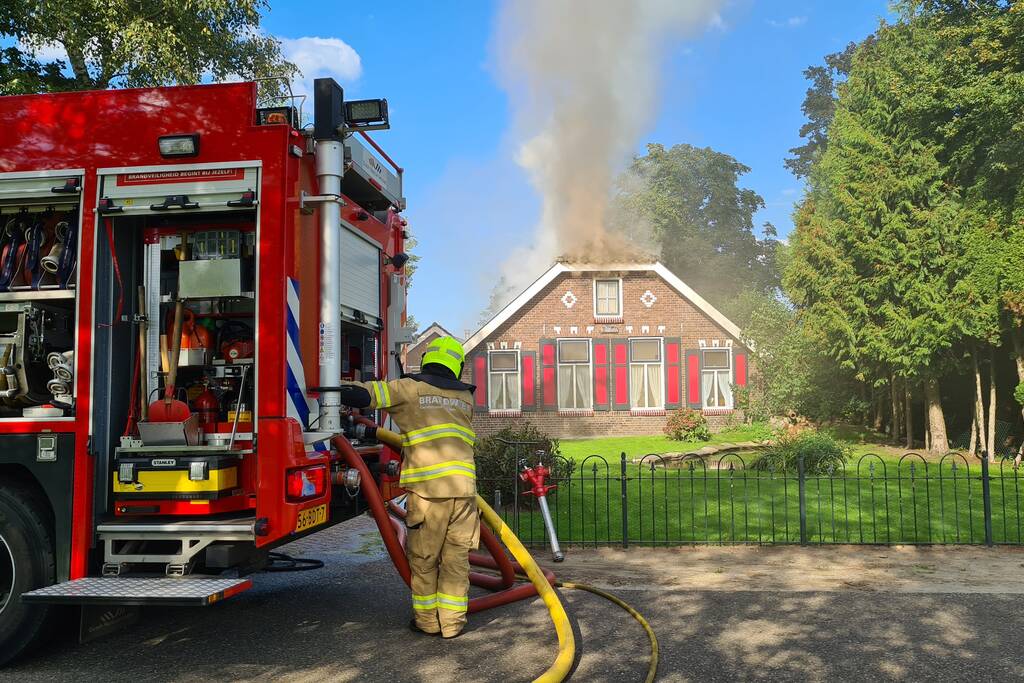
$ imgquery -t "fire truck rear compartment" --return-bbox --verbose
[90,203,262,575]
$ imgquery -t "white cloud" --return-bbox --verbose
[279,36,362,98]
[767,16,808,28]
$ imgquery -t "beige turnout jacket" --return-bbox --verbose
[349,374,477,498]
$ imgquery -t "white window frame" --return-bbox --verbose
[628,337,665,411]
[556,338,593,413]
[701,347,734,410]
[487,348,522,414]
[593,277,623,320]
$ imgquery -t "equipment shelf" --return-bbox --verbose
[0,289,76,302]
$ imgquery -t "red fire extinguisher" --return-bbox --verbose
[193,385,220,430]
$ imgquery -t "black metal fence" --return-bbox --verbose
[480,448,1024,547]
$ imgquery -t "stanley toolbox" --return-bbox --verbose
[112,451,242,500]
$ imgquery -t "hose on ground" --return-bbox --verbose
[266,551,325,572]
[556,581,658,683]
[477,495,575,683]
[369,426,577,682]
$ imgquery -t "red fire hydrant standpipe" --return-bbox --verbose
[521,463,565,563]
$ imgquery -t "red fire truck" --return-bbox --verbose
[0,78,412,664]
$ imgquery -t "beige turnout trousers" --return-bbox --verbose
[406,492,480,637]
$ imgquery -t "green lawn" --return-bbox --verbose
[488,424,1022,547]
[557,422,774,462]
[556,422,964,467]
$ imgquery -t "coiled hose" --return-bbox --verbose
[555,581,658,683]
[364,425,655,683]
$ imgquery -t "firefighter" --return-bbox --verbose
[338,335,478,639]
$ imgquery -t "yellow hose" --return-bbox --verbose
[556,582,658,683]
[375,426,576,682]
[477,495,576,683]
[374,426,403,450]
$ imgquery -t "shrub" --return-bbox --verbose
[474,422,574,507]
[663,408,711,442]
[749,430,850,474]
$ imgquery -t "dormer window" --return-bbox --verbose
[594,278,622,321]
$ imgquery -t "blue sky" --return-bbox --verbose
[255,3,890,336]
[15,1,897,337]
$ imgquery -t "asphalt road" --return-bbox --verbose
[3,516,1024,682]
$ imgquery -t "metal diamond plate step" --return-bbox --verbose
[22,576,252,607]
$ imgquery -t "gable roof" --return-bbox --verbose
[463,262,743,353]
[414,322,459,345]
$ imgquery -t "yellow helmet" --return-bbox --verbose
[421,335,466,378]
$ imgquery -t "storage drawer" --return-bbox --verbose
[112,454,241,500]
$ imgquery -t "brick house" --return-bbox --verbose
[463,261,750,438]
[404,322,460,374]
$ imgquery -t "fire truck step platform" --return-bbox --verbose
[22,576,252,607]
[96,515,258,571]
[97,516,257,539]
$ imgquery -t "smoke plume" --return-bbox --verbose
[491,0,722,302]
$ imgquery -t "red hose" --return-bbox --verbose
[350,413,375,428]
[122,343,141,436]
[475,522,517,588]
[333,437,411,587]
[100,217,124,328]
[387,500,518,593]
[337,434,551,612]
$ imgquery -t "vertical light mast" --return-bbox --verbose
[313,78,345,432]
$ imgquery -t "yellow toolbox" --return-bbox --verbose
[112,453,241,500]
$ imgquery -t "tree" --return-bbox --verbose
[737,291,865,423]
[785,22,976,452]
[0,46,75,94]
[780,2,1024,451]
[613,143,780,316]
[897,0,1024,454]
[0,0,295,93]
[785,42,859,179]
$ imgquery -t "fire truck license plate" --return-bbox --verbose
[295,505,327,533]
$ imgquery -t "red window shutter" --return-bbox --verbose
[593,339,609,410]
[685,350,701,409]
[473,354,487,411]
[665,338,681,409]
[522,350,537,411]
[540,340,557,410]
[611,340,630,410]
[734,352,747,388]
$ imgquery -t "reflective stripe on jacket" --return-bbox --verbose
[343,375,476,498]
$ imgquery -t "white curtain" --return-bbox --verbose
[646,366,662,407]
[558,365,573,408]
[574,366,591,409]
[630,364,645,407]
[717,370,732,407]
[559,364,591,409]
[489,374,504,408]
[702,372,715,408]
[702,370,733,408]
[630,364,663,408]
[489,372,520,410]
[506,374,520,409]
